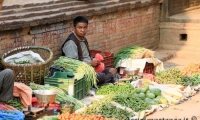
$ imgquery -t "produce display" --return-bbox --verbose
[189,74,200,85]
[5,46,200,119]
[6,97,24,111]
[30,83,84,110]
[133,86,167,105]
[96,82,135,95]
[85,102,134,120]
[149,82,184,104]
[182,63,200,75]
[53,56,97,91]
[113,94,150,112]
[155,68,184,84]
[113,46,146,67]
[179,74,200,86]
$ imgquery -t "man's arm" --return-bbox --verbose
[62,40,79,59]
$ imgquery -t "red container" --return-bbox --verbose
[32,97,60,110]
[143,62,155,75]
[90,50,114,68]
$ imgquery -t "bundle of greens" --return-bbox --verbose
[114,46,147,67]
[53,56,97,92]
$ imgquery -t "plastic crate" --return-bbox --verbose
[90,50,114,68]
[48,66,70,77]
[143,62,155,75]
[44,72,86,100]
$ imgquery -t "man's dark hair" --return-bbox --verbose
[73,16,88,27]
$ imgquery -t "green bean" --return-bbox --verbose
[6,97,24,111]
[96,82,135,95]
[113,94,150,112]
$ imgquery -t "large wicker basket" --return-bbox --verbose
[1,46,53,85]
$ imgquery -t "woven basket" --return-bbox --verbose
[1,46,53,85]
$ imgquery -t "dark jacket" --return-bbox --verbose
[61,33,91,61]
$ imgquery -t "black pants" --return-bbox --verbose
[96,68,114,85]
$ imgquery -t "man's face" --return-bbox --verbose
[74,22,88,38]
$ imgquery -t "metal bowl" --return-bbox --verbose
[125,67,140,76]
[33,90,57,104]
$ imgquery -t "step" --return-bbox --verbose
[0,1,117,21]
[154,49,175,62]
[0,0,159,31]
[2,0,74,9]
[158,44,200,51]
[0,1,136,29]
[0,1,87,15]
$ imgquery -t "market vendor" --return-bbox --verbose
[61,16,117,85]
[0,63,14,104]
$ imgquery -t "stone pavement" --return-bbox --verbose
[154,49,200,70]
[147,92,200,119]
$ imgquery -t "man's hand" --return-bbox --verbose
[88,60,100,67]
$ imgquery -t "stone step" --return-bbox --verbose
[0,1,87,15]
[0,0,159,31]
[0,1,133,30]
[156,48,200,58]
[2,0,75,10]
[0,0,117,21]
[154,49,175,62]
[158,44,200,51]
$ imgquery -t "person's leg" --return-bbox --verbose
[102,68,116,83]
[0,69,14,102]
[96,72,106,85]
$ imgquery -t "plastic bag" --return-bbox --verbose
[13,82,32,108]
[0,110,25,120]
[93,53,105,72]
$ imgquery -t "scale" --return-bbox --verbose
[117,67,143,83]
[23,90,57,120]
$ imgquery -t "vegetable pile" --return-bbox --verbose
[96,82,135,95]
[113,94,150,112]
[114,46,147,67]
[6,97,24,111]
[179,74,200,86]
[155,68,184,84]
[53,56,97,91]
[133,86,167,105]
[182,63,200,75]
[30,83,84,110]
[149,82,183,105]
[85,96,134,120]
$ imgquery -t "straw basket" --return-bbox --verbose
[1,46,53,85]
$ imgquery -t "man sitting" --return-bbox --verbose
[61,16,117,85]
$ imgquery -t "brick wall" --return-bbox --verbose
[0,5,160,61]
[168,0,200,15]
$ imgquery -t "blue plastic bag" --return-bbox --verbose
[0,110,25,120]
